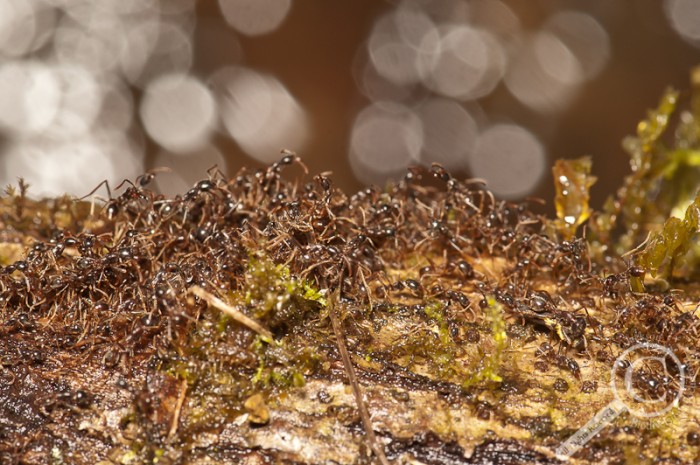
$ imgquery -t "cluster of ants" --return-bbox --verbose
[0,154,698,423]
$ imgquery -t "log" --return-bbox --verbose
[3,89,700,463]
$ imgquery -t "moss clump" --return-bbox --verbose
[462,297,506,387]
[636,189,700,281]
[588,88,680,256]
[240,255,327,332]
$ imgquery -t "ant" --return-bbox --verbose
[80,168,171,219]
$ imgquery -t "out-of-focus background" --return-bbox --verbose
[0,0,699,212]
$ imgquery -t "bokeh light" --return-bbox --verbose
[45,64,103,138]
[0,133,143,198]
[0,0,56,57]
[424,25,506,100]
[350,102,422,185]
[504,32,580,113]
[504,11,609,114]
[666,0,700,45]
[140,73,216,153]
[0,61,61,136]
[125,20,194,88]
[0,1,696,207]
[416,98,478,170]
[469,124,546,199]
[367,8,436,87]
[218,0,292,36]
[154,146,227,197]
[214,66,308,163]
[543,11,610,82]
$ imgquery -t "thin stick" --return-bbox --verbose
[167,378,188,443]
[189,286,273,341]
[329,290,390,465]
[621,231,651,258]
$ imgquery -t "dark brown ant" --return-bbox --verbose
[551,354,581,379]
[80,169,170,220]
[430,163,451,182]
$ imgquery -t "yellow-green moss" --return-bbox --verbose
[463,297,506,388]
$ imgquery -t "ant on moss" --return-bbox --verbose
[79,168,171,219]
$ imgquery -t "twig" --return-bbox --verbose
[167,378,188,443]
[189,286,273,341]
[329,290,390,465]
[621,231,651,258]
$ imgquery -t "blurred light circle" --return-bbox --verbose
[354,54,417,103]
[219,0,292,36]
[123,21,193,88]
[96,79,134,133]
[417,98,477,170]
[0,61,61,136]
[469,124,546,199]
[666,0,700,45]
[411,0,470,24]
[349,102,422,183]
[414,24,442,84]
[0,0,39,57]
[367,8,438,86]
[395,6,437,49]
[119,18,161,85]
[140,73,216,153]
[214,67,308,163]
[1,134,142,198]
[153,146,227,197]
[91,0,160,15]
[543,11,610,81]
[44,64,103,138]
[52,16,125,73]
[56,1,104,27]
[0,0,57,57]
[424,25,506,101]
[369,40,422,86]
[504,33,578,113]
[534,32,583,86]
[467,0,520,38]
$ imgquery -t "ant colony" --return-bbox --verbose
[2,117,700,465]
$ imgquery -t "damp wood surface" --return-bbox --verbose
[3,83,700,465]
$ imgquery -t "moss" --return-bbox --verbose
[240,255,327,330]
[636,190,700,280]
[462,297,506,388]
[588,88,680,256]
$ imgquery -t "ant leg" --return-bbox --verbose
[114,178,136,191]
[80,179,113,201]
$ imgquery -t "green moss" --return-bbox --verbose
[462,296,506,388]
[589,88,680,255]
[240,255,327,326]
[424,300,452,345]
[230,256,329,390]
[562,72,700,285]
[636,190,700,280]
